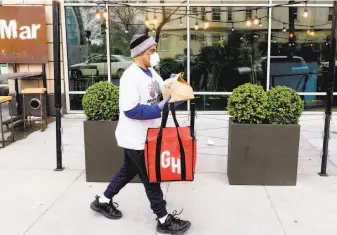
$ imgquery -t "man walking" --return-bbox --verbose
[90,34,191,235]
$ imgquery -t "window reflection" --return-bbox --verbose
[189,7,268,92]
[65,7,108,92]
[270,7,334,93]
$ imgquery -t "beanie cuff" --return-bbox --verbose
[131,37,157,58]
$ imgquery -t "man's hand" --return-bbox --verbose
[158,94,171,110]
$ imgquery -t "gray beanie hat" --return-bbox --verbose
[130,34,157,58]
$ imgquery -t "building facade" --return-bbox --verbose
[1,0,337,114]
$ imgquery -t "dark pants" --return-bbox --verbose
[104,148,168,218]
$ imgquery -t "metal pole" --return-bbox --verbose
[42,64,50,116]
[319,1,337,176]
[53,0,64,171]
[13,64,21,116]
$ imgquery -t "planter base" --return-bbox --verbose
[84,121,140,183]
[227,119,300,186]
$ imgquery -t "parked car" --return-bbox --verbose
[69,54,133,79]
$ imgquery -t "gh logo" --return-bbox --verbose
[161,150,181,174]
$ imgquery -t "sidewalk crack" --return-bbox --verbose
[264,186,287,235]
[22,170,84,235]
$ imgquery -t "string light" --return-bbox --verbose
[246,17,252,26]
[95,9,101,20]
[282,23,287,32]
[153,10,157,25]
[303,8,308,18]
[289,32,294,38]
[310,26,315,36]
[145,13,149,26]
[195,20,199,30]
[204,20,209,30]
[231,23,235,32]
[152,25,156,33]
[259,19,262,28]
[253,9,259,25]
[303,1,308,18]
[125,25,129,33]
[307,28,311,34]
[103,9,108,18]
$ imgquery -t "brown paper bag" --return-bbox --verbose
[161,73,195,103]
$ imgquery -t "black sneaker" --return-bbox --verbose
[90,195,122,220]
[156,210,191,235]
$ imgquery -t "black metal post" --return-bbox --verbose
[320,1,337,176]
[53,0,64,171]
[42,64,50,116]
[13,64,21,116]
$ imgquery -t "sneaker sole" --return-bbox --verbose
[156,222,191,235]
[90,202,122,220]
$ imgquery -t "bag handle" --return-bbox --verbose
[190,102,195,137]
[159,103,179,129]
[155,103,186,182]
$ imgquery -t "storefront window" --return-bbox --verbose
[195,95,229,111]
[63,1,336,112]
[270,6,334,101]
[65,7,108,95]
[189,7,268,94]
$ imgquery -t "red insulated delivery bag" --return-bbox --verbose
[144,103,197,183]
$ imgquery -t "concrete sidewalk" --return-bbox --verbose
[1,114,337,235]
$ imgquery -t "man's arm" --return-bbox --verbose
[124,104,161,120]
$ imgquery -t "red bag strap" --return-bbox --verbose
[155,103,186,181]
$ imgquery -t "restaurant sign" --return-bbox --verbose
[0,6,48,63]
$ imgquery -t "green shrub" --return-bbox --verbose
[266,86,304,124]
[227,83,268,124]
[82,81,119,121]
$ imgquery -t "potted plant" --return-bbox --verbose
[227,84,304,185]
[82,81,139,183]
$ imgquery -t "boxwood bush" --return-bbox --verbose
[82,81,119,121]
[266,86,304,124]
[228,84,304,125]
[227,83,268,124]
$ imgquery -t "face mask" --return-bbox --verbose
[149,52,160,67]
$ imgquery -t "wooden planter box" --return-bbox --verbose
[84,120,140,183]
[227,118,300,186]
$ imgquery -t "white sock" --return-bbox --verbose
[159,214,168,224]
[99,195,111,204]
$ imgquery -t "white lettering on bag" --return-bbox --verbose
[160,150,181,174]
[0,19,41,40]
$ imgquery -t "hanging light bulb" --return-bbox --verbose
[152,25,156,33]
[254,9,259,25]
[303,0,308,17]
[204,20,209,30]
[180,17,183,27]
[95,9,101,20]
[195,20,199,30]
[145,13,149,26]
[253,17,259,25]
[310,26,315,36]
[307,28,311,34]
[289,32,294,38]
[246,17,252,27]
[180,38,182,43]
[231,23,235,32]
[103,9,108,19]
[282,23,287,32]
[153,10,157,25]
[125,24,129,33]
[259,19,262,28]
[303,8,308,18]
